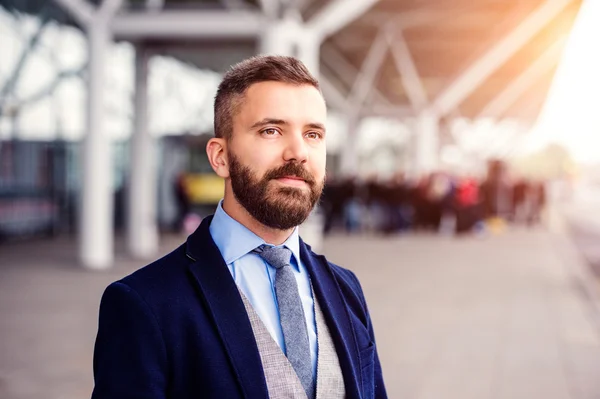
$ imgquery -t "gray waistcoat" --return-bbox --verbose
[238,289,346,399]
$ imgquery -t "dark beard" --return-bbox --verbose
[228,151,323,230]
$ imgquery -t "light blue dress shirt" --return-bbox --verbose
[209,201,318,380]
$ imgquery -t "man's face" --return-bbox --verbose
[227,81,327,230]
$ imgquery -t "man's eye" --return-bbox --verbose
[306,132,322,139]
[262,128,279,136]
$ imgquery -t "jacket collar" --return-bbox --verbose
[186,216,361,399]
[299,240,362,399]
[186,216,268,399]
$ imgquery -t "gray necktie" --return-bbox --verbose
[254,245,315,399]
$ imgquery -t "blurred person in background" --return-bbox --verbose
[510,178,528,223]
[342,176,363,233]
[173,171,191,233]
[428,172,454,232]
[92,55,386,399]
[362,175,382,233]
[321,174,353,234]
[412,172,452,232]
[411,174,432,231]
[527,181,547,226]
[380,172,411,235]
[481,160,511,220]
[454,175,482,234]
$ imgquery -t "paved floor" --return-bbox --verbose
[1,227,600,399]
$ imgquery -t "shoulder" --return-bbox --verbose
[125,243,189,280]
[106,243,193,307]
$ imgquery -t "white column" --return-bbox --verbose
[80,22,113,269]
[415,109,439,175]
[296,23,324,251]
[127,45,158,259]
[259,13,321,78]
[339,119,360,176]
[258,16,296,56]
[296,29,321,78]
[404,122,417,178]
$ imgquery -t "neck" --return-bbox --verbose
[222,194,295,246]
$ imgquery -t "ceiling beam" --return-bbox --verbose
[256,0,280,18]
[110,10,263,39]
[478,38,566,119]
[321,44,393,106]
[358,2,483,30]
[98,0,124,21]
[53,0,124,26]
[348,28,389,113]
[361,104,414,118]
[386,26,428,111]
[332,31,513,53]
[433,0,574,117]
[306,0,379,39]
[52,0,95,27]
[319,73,350,111]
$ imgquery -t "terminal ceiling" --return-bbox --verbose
[2,0,584,122]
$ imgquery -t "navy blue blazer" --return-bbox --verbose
[92,216,387,398]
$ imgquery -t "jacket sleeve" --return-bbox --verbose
[92,282,168,399]
[348,270,388,399]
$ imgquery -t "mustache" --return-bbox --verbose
[264,162,316,187]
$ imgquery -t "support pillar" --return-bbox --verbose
[259,11,322,80]
[414,109,439,175]
[80,22,113,269]
[339,119,360,177]
[127,45,158,259]
[258,14,297,56]
[295,29,321,78]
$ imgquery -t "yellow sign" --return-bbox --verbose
[184,174,225,205]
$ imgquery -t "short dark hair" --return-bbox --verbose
[214,55,321,140]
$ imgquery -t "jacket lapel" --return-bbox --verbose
[300,240,361,399]
[186,216,268,399]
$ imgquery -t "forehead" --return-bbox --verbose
[236,81,327,125]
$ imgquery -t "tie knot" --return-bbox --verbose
[253,245,292,269]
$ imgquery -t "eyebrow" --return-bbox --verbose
[306,123,326,131]
[250,118,326,131]
[250,118,288,129]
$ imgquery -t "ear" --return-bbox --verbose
[206,138,230,179]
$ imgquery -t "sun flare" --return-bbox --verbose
[529,0,600,163]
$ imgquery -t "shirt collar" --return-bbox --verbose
[209,200,301,267]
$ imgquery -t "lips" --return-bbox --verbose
[279,176,305,182]
[275,176,308,187]
[265,163,315,187]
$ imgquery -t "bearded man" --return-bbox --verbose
[92,55,387,399]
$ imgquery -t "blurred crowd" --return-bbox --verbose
[320,171,547,236]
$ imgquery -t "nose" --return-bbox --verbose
[282,132,308,164]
